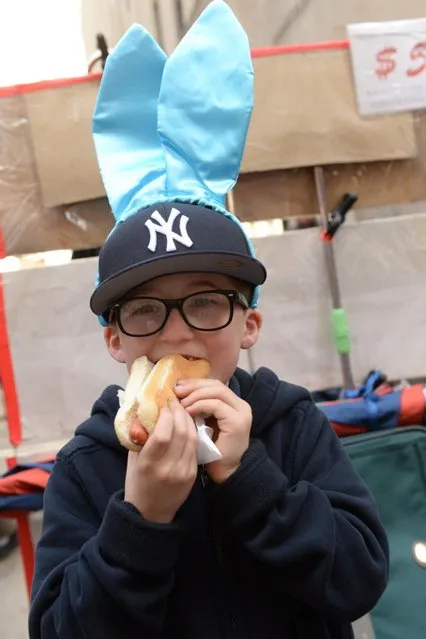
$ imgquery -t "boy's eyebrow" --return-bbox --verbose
[124,280,229,299]
[183,280,227,291]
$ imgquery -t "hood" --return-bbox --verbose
[231,367,311,435]
[75,385,124,453]
[75,367,311,451]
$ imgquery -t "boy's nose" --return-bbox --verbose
[159,308,194,341]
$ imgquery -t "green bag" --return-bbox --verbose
[343,427,426,639]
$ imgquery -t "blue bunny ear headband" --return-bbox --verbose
[89,0,266,322]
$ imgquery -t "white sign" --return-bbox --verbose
[348,19,426,116]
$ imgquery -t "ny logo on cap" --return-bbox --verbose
[145,208,193,253]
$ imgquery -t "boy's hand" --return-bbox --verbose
[176,379,252,483]
[124,398,198,524]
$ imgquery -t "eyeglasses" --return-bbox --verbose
[110,289,249,337]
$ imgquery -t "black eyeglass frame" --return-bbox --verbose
[108,289,250,337]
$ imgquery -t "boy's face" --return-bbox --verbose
[104,272,262,383]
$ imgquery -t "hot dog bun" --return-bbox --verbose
[114,356,154,451]
[114,354,210,451]
[136,354,210,433]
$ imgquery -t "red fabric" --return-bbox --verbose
[399,385,425,426]
[331,424,369,438]
[0,468,50,495]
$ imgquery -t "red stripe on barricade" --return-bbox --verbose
[0,41,350,97]
[0,233,22,446]
[0,72,101,97]
[251,40,349,58]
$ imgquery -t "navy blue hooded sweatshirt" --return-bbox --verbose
[29,367,388,639]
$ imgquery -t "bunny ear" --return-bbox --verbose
[157,0,253,209]
[93,24,167,222]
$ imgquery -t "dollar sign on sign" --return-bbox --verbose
[407,42,426,77]
[375,47,397,79]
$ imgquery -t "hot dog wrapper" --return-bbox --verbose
[117,390,222,464]
[194,415,223,465]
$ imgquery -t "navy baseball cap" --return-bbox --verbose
[90,202,267,317]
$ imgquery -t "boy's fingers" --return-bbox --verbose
[184,398,228,421]
[127,450,139,468]
[179,413,198,474]
[184,410,198,448]
[162,398,192,461]
[176,383,241,410]
[144,407,174,460]
[136,399,200,464]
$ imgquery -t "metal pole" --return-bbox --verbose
[314,167,354,389]
[226,192,256,374]
[174,0,186,39]
[153,0,165,50]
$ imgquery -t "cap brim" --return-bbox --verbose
[90,250,266,315]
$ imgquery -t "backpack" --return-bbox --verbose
[343,427,426,639]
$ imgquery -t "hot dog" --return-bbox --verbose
[114,354,210,451]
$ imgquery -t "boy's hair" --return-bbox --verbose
[230,278,254,305]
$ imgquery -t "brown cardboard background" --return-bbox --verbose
[0,50,422,255]
[25,79,104,207]
[243,50,417,172]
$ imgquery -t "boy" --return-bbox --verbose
[29,3,388,638]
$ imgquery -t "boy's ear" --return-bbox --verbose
[103,326,127,364]
[241,309,262,350]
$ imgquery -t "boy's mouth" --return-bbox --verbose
[152,354,203,364]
